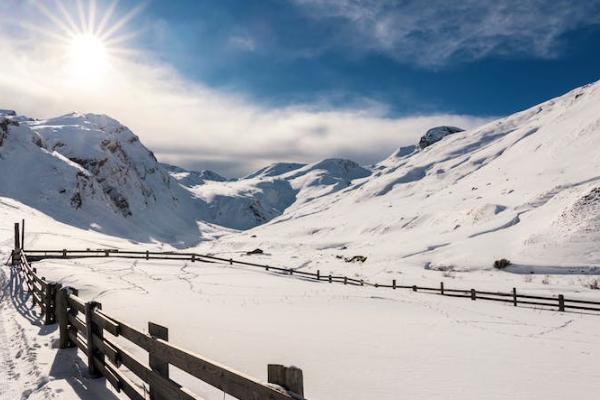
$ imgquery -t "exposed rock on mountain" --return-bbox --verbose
[418,126,465,149]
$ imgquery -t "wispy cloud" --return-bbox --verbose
[229,35,257,52]
[293,0,600,67]
[0,1,490,177]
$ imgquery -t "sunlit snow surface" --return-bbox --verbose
[0,203,600,399]
[2,81,600,398]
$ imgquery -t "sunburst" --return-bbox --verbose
[28,0,144,86]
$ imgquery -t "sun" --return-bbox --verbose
[67,33,109,83]
[30,0,144,87]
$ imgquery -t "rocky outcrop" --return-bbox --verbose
[418,126,464,149]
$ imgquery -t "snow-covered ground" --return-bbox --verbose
[1,209,600,399]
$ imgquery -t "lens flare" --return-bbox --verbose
[68,33,109,83]
[30,0,144,87]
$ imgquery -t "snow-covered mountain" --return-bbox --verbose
[3,79,600,269]
[162,163,228,186]
[168,158,372,230]
[0,110,374,236]
[0,111,211,246]
[208,80,600,272]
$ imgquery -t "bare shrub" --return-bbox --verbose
[493,259,511,269]
[586,278,600,290]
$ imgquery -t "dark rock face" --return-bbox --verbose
[0,118,18,147]
[418,126,465,149]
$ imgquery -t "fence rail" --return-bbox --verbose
[10,222,306,400]
[21,247,600,314]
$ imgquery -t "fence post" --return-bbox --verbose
[440,282,444,295]
[470,289,476,301]
[14,222,20,252]
[512,287,517,307]
[62,249,67,258]
[44,282,58,325]
[558,294,565,312]
[290,268,294,276]
[191,254,195,263]
[328,274,332,283]
[56,286,75,348]
[229,258,233,265]
[146,250,149,260]
[344,276,347,285]
[393,279,396,289]
[84,301,103,377]
[316,270,320,280]
[412,285,417,292]
[149,322,169,400]
[21,219,25,250]
[268,364,304,397]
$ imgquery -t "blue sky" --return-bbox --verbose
[124,0,600,117]
[1,0,600,176]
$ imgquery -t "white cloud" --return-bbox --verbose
[229,35,257,52]
[293,0,600,67]
[0,2,490,177]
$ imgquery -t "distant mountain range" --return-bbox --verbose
[2,80,600,268]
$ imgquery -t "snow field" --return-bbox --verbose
[30,256,600,400]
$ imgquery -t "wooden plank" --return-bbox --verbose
[558,294,565,312]
[149,322,169,400]
[56,286,72,348]
[93,355,146,400]
[67,294,85,314]
[69,328,88,355]
[21,219,25,250]
[102,336,202,400]
[103,314,295,400]
[92,309,119,336]
[563,298,600,306]
[150,337,296,400]
[85,301,103,377]
[67,313,86,334]
[92,355,121,392]
[14,222,20,250]
[268,365,303,397]
[563,304,600,312]
[92,333,120,367]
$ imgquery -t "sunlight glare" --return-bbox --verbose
[67,33,109,84]
[29,0,144,88]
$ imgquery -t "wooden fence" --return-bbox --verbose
[11,222,306,400]
[21,247,600,314]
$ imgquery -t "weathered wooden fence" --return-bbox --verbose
[11,222,306,400]
[22,247,600,314]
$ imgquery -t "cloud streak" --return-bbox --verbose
[0,1,490,177]
[293,0,600,67]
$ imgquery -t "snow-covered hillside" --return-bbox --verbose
[3,80,600,273]
[0,111,213,246]
[202,80,600,277]
[169,159,372,230]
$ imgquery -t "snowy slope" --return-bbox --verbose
[203,80,600,275]
[0,112,212,246]
[175,158,372,229]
